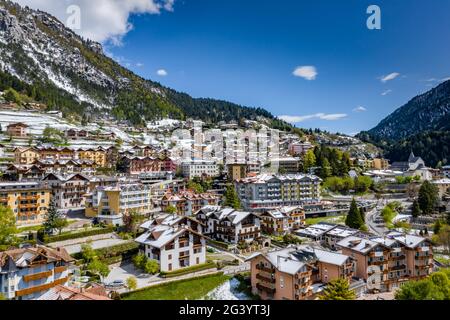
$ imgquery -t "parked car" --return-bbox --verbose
[106,280,125,288]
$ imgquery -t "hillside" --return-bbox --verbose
[0,0,290,129]
[358,80,450,167]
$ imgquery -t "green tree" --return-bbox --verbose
[395,269,450,300]
[144,259,160,274]
[43,199,67,235]
[319,278,356,300]
[3,88,22,104]
[345,199,364,229]
[418,181,439,215]
[126,276,138,291]
[354,176,373,193]
[412,200,421,218]
[132,253,147,269]
[166,205,177,214]
[87,258,110,281]
[320,158,332,178]
[303,149,316,173]
[81,244,97,263]
[224,184,241,209]
[0,205,18,247]
[0,293,6,300]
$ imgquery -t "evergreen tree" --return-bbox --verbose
[320,158,332,178]
[418,181,439,215]
[412,200,421,218]
[319,278,356,300]
[345,199,364,229]
[43,199,67,235]
[224,185,241,209]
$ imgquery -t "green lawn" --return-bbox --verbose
[305,215,345,226]
[123,273,231,300]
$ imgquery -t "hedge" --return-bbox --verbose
[120,272,225,298]
[71,241,139,262]
[43,227,114,243]
[207,239,230,250]
[160,261,217,278]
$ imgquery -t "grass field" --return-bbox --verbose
[305,215,345,226]
[123,273,231,300]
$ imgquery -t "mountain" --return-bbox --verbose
[358,80,450,167]
[0,0,292,130]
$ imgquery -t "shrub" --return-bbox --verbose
[160,261,216,278]
[43,227,114,243]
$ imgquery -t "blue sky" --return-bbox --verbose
[17,0,450,135]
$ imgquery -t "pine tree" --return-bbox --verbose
[418,181,439,215]
[412,200,421,218]
[345,198,364,229]
[319,278,356,300]
[320,158,332,178]
[43,199,67,235]
[224,185,241,209]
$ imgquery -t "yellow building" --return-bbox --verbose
[373,158,389,170]
[0,182,51,226]
[77,148,107,167]
[14,147,40,165]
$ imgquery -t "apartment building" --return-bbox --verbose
[118,156,161,174]
[77,148,107,167]
[235,174,322,211]
[160,190,221,216]
[14,147,40,165]
[0,182,51,225]
[6,122,29,137]
[246,245,355,300]
[180,160,219,179]
[259,206,305,236]
[442,165,450,179]
[194,206,261,244]
[35,159,95,175]
[288,142,314,156]
[0,246,74,300]
[43,173,90,211]
[135,215,207,272]
[337,232,433,292]
[84,181,153,225]
[37,147,75,161]
[268,157,300,174]
[4,164,46,181]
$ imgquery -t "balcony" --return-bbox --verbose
[23,270,52,282]
[390,255,406,261]
[256,264,275,273]
[54,266,67,274]
[256,282,276,294]
[390,264,406,271]
[179,252,190,259]
[15,277,68,298]
[256,273,276,283]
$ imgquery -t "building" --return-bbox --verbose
[7,122,29,137]
[442,165,450,179]
[4,164,46,181]
[0,181,51,225]
[372,158,389,170]
[180,160,219,179]
[64,129,89,140]
[227,163,247,181]
[118,156,161,175]
[0,246,74,300]
[37,283,111,300]
[135,214,207,272]
[14,147,40,165]
[259,206,305,236]
[194,206,261,244]
[246,245,355,300]
[34,159,95,176]
[37,147,75,161]
[43,173,90,211]
[390,151,426,172]
[84,181,153,225]
[296,223,338,242]
[268,157,300,174]
[235,174,322,211]
[288,142,314,156]
[432,178,450,200]
[337,232,433,292]
[77,148,107,168]
[160,190,221,216]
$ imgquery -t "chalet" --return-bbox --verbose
[43,173,90,210]
[7,122,29,137]
[160,190,221,216]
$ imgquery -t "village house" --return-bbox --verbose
[259,206,306,236]
[7,122,29,137]
[135,214,207,272]
[245,245,355,300]
[14,147,40,165]
[160,190,220,216]
[4,164,46,181]
[180,160,220,179]
[194,206,261,244]
[37,283,111,300]
[0,245,74,300]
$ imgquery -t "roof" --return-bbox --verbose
[0,245,74,268]
[37,284,111,300]
[336,236,382,254]
[195,206,257,226]
[386,231,427,248]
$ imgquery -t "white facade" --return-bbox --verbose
[181,160,219,179]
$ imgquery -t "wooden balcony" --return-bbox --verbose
[54,266,67,274]
[256,282,276,294]
[15,277,68,298]
[390,255,406,261]
[390,264,406,271]
[256,273,276,283]
[256,264,275,273]
[23,270,52,282]
[369,259,386,266]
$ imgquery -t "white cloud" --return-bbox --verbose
[379,72,400,83]
[13,0,175,45]
[381,89,392,96]
[136,62,144,67]
[157,69,168,76]
[353,106,367,112]
[293,66,318,80]
[278,113,347,123]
